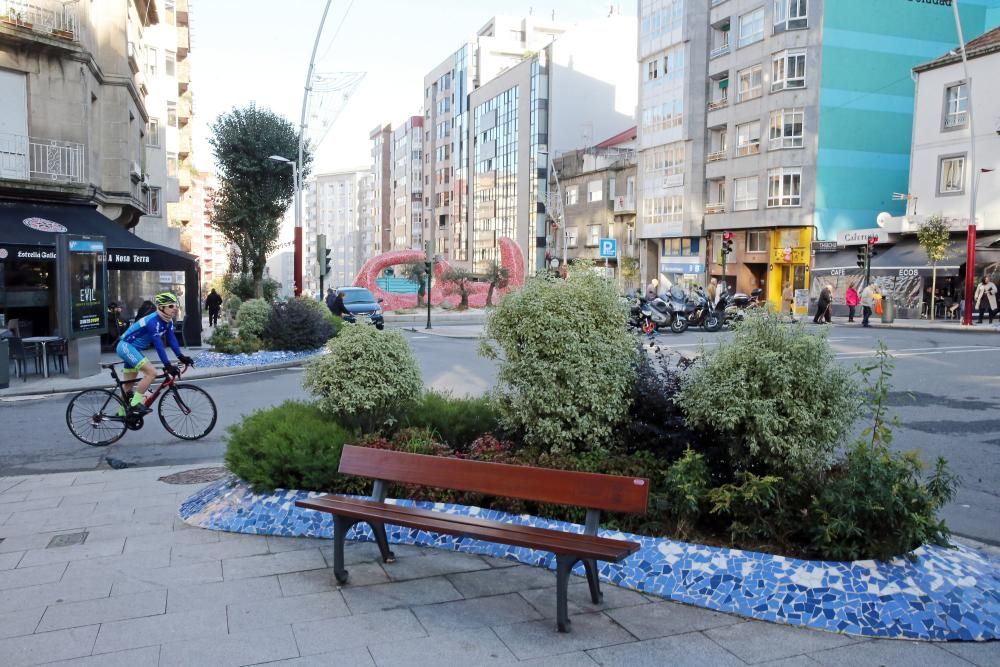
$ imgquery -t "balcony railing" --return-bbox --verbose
[176,26,189,55]
[710,41,730,58]
[944,112,967,128]
[707,98,728,112]
[176,58,191,92]
[705,203,726,214]
[613,195,636,214]
[0,132,86,183]
[735,141,761,157]
[1,0,79,41]
[706,149,727,163]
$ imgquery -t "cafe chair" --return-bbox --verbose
[9,337,42,381]
[47,338,69,375]
[946,302,960,319]
[174,320,187,347]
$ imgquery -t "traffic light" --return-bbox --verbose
[721,231,734,256]
[856,245,868,269]
[868,236,878,261]
[316,234,331,276]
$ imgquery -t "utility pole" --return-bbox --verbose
[425,240,433,330]
[951,0,977,326]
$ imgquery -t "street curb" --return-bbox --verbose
[405,327,482,340]
[834,322,999,335]
[384,312,487,325]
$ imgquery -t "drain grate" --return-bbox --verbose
[47,531,88,548]
[158,467,229,485]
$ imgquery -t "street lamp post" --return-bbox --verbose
[951,0,978,325]
[268,155,300,296]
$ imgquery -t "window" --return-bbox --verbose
[587,225,601,246]
[944,83,968,129]
[164,0,175,24]
[746,229,768,252]
[643,142,685,177]
[735,121,761,157]
[772,50,806,91]
[767,168,802,207]
[736,65,763,102]
[738,7,765,47]
[608,177,616,200]
[734,177,759,211]
[165,50,176,77]
[166,151,177,176]
[769,108,804,149]
[146,118,160,147]
[567,227,578,246]
[773,0,807,32]
[642,195,684,224]
[647,58,659,80]
[587,180,603,202]
[939,155,966,194]
[166,101,177,127]
[565,186,578,206]
[147,187,161,216]
[661,238,700,255]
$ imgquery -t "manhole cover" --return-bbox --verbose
[47,532,88,548]
[158,467,229,485]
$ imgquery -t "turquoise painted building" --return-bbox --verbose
[814,0,1000,241]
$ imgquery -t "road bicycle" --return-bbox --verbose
[65,362,217,446]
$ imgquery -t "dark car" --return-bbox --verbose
[336,287,385,329]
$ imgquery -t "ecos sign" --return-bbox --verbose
[837,228,889,246]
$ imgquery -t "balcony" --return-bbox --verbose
[177,93,193,125]
[735,141,761,158]
[176,25,189,57]
[705,203,726,214]
[0,0,79,42]
[613,195,636,214]
[944,112,967,129]
[706,149,728,163]
[177,168,191,190]
[127,41,141,73]
[178,131,192,157]
[176,58,190,93]
[0,132,86,184]
[710,42,729,59]
[176,0,188,25]
[707,98,728,112]
[129,179,150,215]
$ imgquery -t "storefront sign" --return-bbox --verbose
[660,261,704,274]
[57,234,108,339]
[812,241,839,253]
[837,228,890,246]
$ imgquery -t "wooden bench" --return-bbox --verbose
[295,445,649,632]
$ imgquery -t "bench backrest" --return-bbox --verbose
[337,445,649,514]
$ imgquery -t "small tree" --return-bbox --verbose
[619,257,640,291]
[441,267,474,310]
[400,262,429,306]
[483,261,510,306]
[916,215,951,320]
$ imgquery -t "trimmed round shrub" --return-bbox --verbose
[678,311,859,478]
[304,325,423,433]
[403,389,499,450]
[262,298,335,351]
[206,323,262,354]
[236,298,270,339]
[480,268,639,454]
[224,401,359,493]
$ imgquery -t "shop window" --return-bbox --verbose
[746,230,768,252]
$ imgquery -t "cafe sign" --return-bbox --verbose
[837,228,892,246]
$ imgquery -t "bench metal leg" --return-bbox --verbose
[583,558,603,604]
[555,554,579,633]
[332,515,358,585]
[369,520,396,563]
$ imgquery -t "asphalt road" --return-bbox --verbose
[1,324,996,545]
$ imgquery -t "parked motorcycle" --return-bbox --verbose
[718,285,762,325]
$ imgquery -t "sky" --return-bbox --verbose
[189,0,635,176]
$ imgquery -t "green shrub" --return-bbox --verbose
[657,449,710,539]
[678,311,859,478]
[303,325,423,433]
[403,390,499,450]
[707,473,804,548]
[206,324,262,354]
[262,298,335,351]
[236,298,271,339]
[481,270,639,455]
[224,401,360,493]
[223,273,280,303]
[223,295,242,322]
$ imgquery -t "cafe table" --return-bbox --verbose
[21,336,63,378]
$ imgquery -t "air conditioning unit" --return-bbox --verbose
[130,161,143,182]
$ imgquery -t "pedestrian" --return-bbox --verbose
[325,287,337,315]
[860,281,876,327]
[205,288,223,327]
[645,278,659,301]
[330,290,352,319]
[813,283,832,324]
[974,275,997,324]
[845,282,859,323]
[781,282,796,321]
[707,277,718,303]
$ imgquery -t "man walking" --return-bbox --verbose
[974,275,997,324]
[205,289,223,328]
[813,284,832,324]
[860,282,876,328]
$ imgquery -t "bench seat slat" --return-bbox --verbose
[296,495,638,561]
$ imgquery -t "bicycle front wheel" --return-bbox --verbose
[66,389,128,446]
[158,384,217,440]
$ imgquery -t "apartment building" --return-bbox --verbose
[689,0,997,308]
[302,169,368,294]
[183,170,228,292]
[391,116,423,251]
[356,171,376,271]
[368,123,391,255]
[1,0,201,346]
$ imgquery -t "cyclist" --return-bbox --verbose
[116,292,194,415]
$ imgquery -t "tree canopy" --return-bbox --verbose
[209,104,312,296]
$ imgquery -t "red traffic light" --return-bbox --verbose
[868,236,877,245]
[723,231,734,240]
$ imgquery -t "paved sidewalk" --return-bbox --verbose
[830,317,1000,334]
[0,465,997,666]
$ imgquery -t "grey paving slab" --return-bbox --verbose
[41,645,161,666]
[0,575,114,614]
[342,575,464,615]
[91,607,229,654]
[0,606,45,640]
[0,510,11,524]
[757,657,823,666]
[121,527,221,554]
[73,487,184,508]
[809,640,982,666]
[0,562,66,591]
[519,581,652,620]
[82,520,180,542]
[3,503,98,527]
[941,642,1000,667]
[109,560,223,596]
[227,590,350,634]
[705,621,862,664]
[166,574,283,613]
[368,626,517,667]
[55,508,138,532]
[159,624,301,667]
[64,545,173,580]
[493,612,636,660]
[266,535,331,553]
[16,537,125,568]
[25,482,106,501]
[0,533,59,554]
[478,554,525,569]
[0,624,99,667]
[604,600,744,639]
[292,608,427,655]
[448,562,558,597]
[381,550,492,581]
[130,503,184,525]
[586,631,745,667]
[169,535,271,564]
[36,590,167,632]
[0,496,64,512]
[222,547,327,580]
[517,653,600,666]
[246,647,376,666]
[411,592,542,634]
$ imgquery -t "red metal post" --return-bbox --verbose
[294,226,303,297]
[962,224,976,325]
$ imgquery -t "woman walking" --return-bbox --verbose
[845,282,859,323]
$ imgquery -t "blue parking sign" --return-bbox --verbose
[599,238,617,258]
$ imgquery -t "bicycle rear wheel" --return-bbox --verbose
[158,384,217,440]
[66,389,128,446]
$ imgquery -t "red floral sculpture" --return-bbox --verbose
[353,237,525,311]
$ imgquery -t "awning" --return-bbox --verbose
[811,239,959,278]
[0,201,197,272]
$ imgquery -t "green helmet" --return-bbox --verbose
[154,292,179,307]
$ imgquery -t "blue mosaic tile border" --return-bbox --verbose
[179,476,1000,641]
[192,349,323,368]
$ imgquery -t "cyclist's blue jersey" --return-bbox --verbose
[120,313,182,365]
